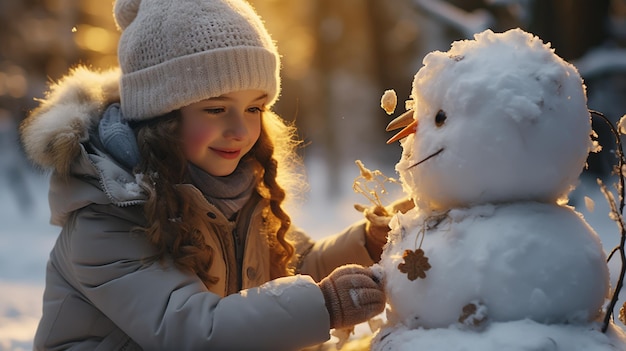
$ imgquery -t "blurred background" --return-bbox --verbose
[1,0,626,349]
[2,0,625,191]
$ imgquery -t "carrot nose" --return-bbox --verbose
[386,110,414,131]
[386,109,418,144]
[386,120,418,144]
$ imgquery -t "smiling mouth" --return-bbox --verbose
[407,148,444,169]
[212,148,241,160]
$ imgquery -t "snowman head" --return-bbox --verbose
[390,29,592,212]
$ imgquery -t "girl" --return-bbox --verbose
[20,0,396,349]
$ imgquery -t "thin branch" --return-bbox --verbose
[608,246,620,262]
[591,110,626,333]
[352,160,399,211]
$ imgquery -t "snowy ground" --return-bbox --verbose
[1,159,626,350]
[0,168,57,351]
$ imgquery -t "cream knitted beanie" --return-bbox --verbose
[114,0,280,121]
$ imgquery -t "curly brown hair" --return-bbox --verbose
[134,109,303,288]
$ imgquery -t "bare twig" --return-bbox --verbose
[590,110,626,333]
[352,160,399,212]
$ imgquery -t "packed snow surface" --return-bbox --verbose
[372,319,626,351]
[382,203,609,329]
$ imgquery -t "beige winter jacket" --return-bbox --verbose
[20,67,375,351]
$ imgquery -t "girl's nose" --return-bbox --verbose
[223,111,247,140]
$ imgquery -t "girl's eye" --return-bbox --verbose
[203,107,224,114]
[247,106,264,113]
[435,109,447,127]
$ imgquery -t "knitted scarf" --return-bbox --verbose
[188,159,257,220]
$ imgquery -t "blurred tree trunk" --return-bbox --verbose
[529,0,611,61]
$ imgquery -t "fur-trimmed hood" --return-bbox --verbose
[20,66,121,175]
[20,67,149,225]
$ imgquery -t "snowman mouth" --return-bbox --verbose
[407,148,444,169]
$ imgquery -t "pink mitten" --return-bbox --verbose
[317,264,385,329]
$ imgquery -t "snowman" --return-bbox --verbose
[370,29,626,350]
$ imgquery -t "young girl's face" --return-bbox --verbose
[180,90,266,176]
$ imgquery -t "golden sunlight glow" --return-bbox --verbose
[73,25,117,53]
[281,28,315,79]
[80,1,113,17]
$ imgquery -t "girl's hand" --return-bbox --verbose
[317,264,385,330]
[359,198,415,260]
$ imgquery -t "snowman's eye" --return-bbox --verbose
[435,110,447,127]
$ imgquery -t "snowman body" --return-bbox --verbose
[382,202,608,330]
[372,29,624,350]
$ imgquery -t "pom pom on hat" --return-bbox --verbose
[113,0,141,30]
[114,0,281,121]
